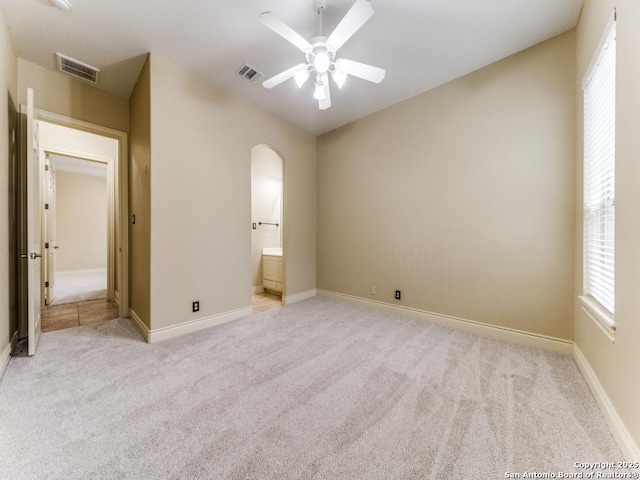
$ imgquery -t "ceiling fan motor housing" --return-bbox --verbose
[307,37,335,75]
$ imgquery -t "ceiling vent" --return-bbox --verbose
[56,53,100,85]
[236,63,264,83]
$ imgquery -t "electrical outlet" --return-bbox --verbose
[192,301,200,313]
[395,290,401,300]
[371,286,376,295]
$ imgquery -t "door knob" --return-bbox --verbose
[29,252,42,259]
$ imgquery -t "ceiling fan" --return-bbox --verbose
[260,0,386,110]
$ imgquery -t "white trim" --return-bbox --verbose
[147,307,252,344]
[129,309,149,342]
[252,285,265,295]
[37,123,117,301]
[0,330,18,379]
[573,344,640,461]
[36,109,129,320]
[56,268,107,275]
[283,289,317,305]
[582,9,616,90]
[0,340,13,380]
[317,290,573,355]
[579,295,616,342]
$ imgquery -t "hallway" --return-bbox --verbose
[41,299,119,333]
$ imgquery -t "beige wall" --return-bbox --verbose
[128,56,151,328]
[148,54,315,331]
[317,31,576,341]
[574,0,640,456]
[251,145,283,288]
[17,59,129,132]
[0,2,17,370]
[55,171,108,272]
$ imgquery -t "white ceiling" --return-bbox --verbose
[1,0,583,135]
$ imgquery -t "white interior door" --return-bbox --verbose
[44,154,57,305]
[26,87,43,355]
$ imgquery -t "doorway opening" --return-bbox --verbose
[45,154,109,305]
[18,109,128,345]
[37,121,121,332]
[16,90,129,355]
[251,144,285,314]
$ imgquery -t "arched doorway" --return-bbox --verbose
[251,144,284,313]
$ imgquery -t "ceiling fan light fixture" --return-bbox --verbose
[294,68,310,88]
[332,69,347,88]
[313,51,331,74]
[50,0,72,11]
[313,79,326,100]
[260,0,385,110]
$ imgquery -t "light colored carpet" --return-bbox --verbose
[49,269,107,305]
[0,297,624,479]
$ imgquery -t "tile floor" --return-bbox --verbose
[252,291,283,314]
[41,299,120,333]
[41,293,281,334]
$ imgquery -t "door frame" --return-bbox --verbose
[250,144,286,299]
[42,153,56,305]
[41,149,115,304]
[36,110,129,318]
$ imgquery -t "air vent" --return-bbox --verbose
[236,63,264,83]
[56,53,100,85]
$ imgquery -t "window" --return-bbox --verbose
[581,12,616,339]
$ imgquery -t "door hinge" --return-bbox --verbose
[44,203,49,210]
[45,242,49,249]
[44,281,49,288]
[45,164,49,171]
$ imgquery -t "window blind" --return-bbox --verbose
[583,15,616,315]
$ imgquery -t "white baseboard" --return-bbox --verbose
[57,268,107,275]
[573,344,640,461]
[252,285,265,294]
[129,309,149,342]
[283,289,317,305]
[147,306,253,344]
[316,289,573,355]
[0,341,12,380]
[0,330,18,380]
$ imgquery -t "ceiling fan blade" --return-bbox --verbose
[319,73,331,110]
[259,12,312,52]
[326,0,374,52]
[335,58,385,84]
[263,63,308,89]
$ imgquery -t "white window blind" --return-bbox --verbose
[582,14,616,316]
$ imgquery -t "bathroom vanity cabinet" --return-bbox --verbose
[262,250,283,294]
